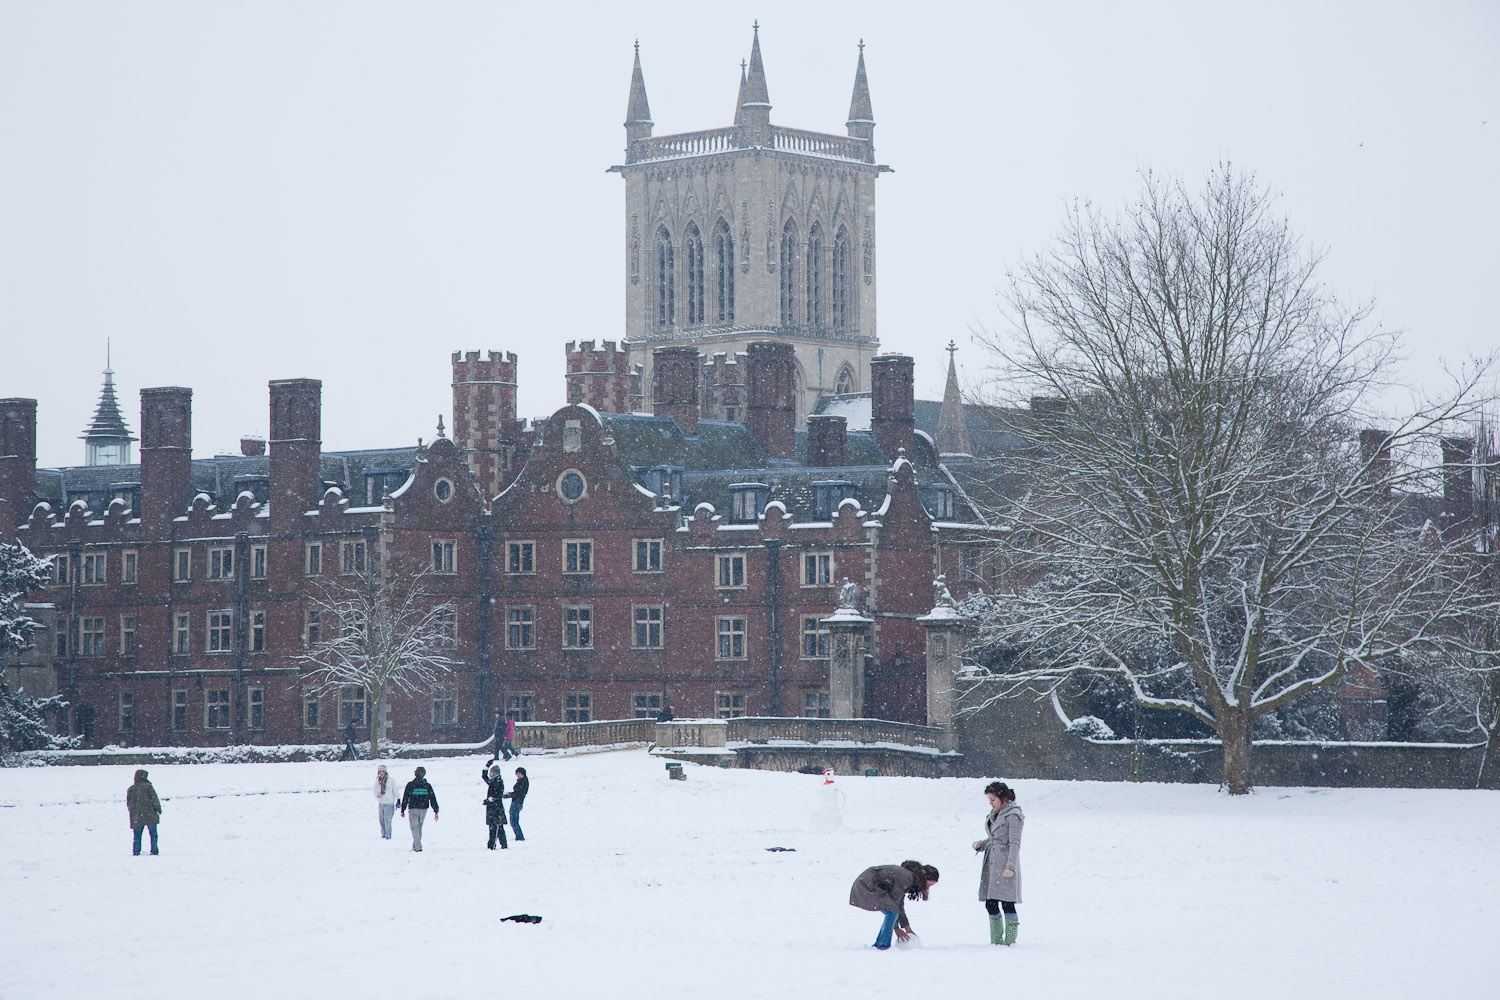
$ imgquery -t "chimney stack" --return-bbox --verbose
[0,398,38,528]
[869,354,915,460]
[1442,436,1474,512]
[269,379,323,531]
[806,414,847,468]
[1358,429,1392,497]
[140,388,193,529]
[240,436,266,457]
[746,341,797,460]
[652,346,701,435]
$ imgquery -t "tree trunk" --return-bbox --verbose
[1217,708,1254,795]
[369,692,383,760]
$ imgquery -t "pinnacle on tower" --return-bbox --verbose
[733,59,748,126]
[846,39,875,146]
[625,39,653,143]
[740,21,771,127]
[935,341,974,460]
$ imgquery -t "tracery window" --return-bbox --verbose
[715,219,735,322]
[779,218,797,325]
[685,223,704,325]
[833,226,850,328]
[656,226,675,327]
[806,222,823,327]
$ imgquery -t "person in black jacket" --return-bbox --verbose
[506,766,529,842]
[481,759,508,850]
[342,719,359,761]
[399,766,439,852]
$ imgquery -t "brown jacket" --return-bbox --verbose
[849,865,915,924]
[126,771,162,829]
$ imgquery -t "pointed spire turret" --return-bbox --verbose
[846,40,875,149]
[935,342,973,460]
[740,21,771,128]
[733,59,748,126]
[625,40,653,144]
[81,342,137,466]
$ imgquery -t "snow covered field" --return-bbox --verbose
[2,749,1496,1000]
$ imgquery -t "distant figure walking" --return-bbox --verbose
[849,860,939,949]
[342,719,359,761]
[373,765,398,839]
[399,766,439,852]
[507,766,529,841]
[973,781,1024,945]
[126,769,162,856]
[481,760,509,850]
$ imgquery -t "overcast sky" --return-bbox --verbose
[1,1,1496,467]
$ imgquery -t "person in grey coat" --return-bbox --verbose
[972,780,1023,945]
[126,769,162,856]
[848,860,940,949]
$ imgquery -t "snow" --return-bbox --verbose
[2,749,1496,1000]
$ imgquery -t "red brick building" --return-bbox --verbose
[0,342,987,747]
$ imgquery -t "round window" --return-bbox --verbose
[558,471,586,502]
[434,478,453,502]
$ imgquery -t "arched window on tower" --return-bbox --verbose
[780,218,797,325]
[715,219,735,323]
[685,223,704,325]
[656,226,675,327]
[834,364,856,395]
[806,223,823,328]
[833,226,850,328]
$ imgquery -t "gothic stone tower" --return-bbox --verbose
[615,26,885,425]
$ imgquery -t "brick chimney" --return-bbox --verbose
[452,350,520,499]
[652,346,701,435]
[746,341,796,460]
[139,387,193,529]
[566,340,639,415]
[869,354,914,460]
[806,414,847,468]
[1442,436,1474,511]
[1358,429,1392,497]
[240,436,266,457]
[269,379,322,531]
[0,398,38,528]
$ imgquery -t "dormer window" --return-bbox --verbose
[729,483,769,523]
[923,485,957,520]
[646,466,684,505]
[812,481,857,520]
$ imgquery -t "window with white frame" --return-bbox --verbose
[248,687,264,730]
[207,610,233,653]
[340,540,366,575]
[50,553,70,586]
[432,540,456,574]
[507,541,535,574]
[633,605,664,649]
[802,616,831,659]
[173,613,190,655]
[339,686,367,727]
[564,692,591,723]
[633,538,663,573]
[302,691,321,728]
[173,548,191,582]
[120,614,137,656]
[81,552,106,586]
[118,691,134,732]
[80,616,105,656]
[716,616,746,659]
[801,552,833,586]
[250,610,266,652]
[803,690,831,718]
[431,684,457,727]
[716,554,746,589]
[305,609,322,647]
[716,691,747,718]
[507,607,535,650]
[632,692,663,719]
[208,546,234,580]
[730,485,767,523]
[563,539,592,575]
[250,545,267,579]
[304,542,322,575]
[564,606,592,649]
[205,689,231,729]
[437,609,457,648]
[121,549,138,584]
[171,689,188,731]
[506,693,534,722]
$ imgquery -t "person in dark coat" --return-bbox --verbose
[848,860,939,949]
[125,769,163,856]
[399,766,439,852]
[655,704,675,723]
[506,766,529,841]
[492,712,511,761]
[342,719,359,761]
[481,759,508,850]
[973,781,1024,945]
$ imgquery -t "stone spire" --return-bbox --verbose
[740,22,771,128]
[625,40,653,144]
[846,39,874,143]
[935,342,973,460]
[82,343,137,466]
[733,59,747,126]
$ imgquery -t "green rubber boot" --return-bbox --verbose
[988,915,1004,944]
[1003,917,1019,946]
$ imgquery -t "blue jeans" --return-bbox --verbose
[873,910,898,949]
[132,825,159,855]
[509,800,524,840]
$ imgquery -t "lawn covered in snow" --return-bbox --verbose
[2,749,1496,1000]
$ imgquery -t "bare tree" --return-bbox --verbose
[297,567,456,759]
[963,164,1496,794]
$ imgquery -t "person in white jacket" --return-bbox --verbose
[374,765,399,839]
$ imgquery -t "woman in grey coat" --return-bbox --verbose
[848,860,940,949]
[973,780,1023,945]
